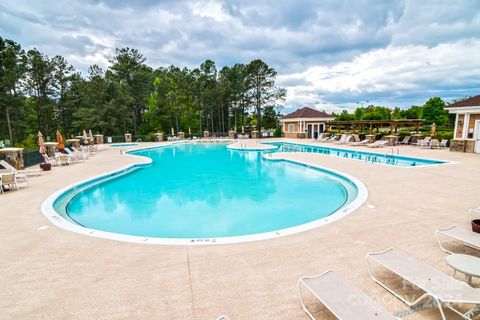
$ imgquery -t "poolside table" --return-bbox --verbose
[446,254,480,284]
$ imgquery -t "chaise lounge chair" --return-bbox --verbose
[350,139,369,146]
[399,136,411,145]
[436,225,480,254]
[0,160,41,178]
[333,134,349,144]
[366,140,388,148]
[298,269,399,320]
[366,247,480,320]
[440,139,449,149]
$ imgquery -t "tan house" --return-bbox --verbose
[446,95,480,153]
[279,107,334,139]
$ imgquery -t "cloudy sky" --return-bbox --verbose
[1,0,479,113]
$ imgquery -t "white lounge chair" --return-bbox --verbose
[69,147,88,160]
[64,148,81,162]
[417,136,432,148]
[440,139,449,149]
[436,225,480,254]
[366,140,388,148]
[350,139,369,146]
[0,160,40,181]
[43,154,60,166]
[366,248,480,320]
[299,269,399,320]
[215,316,231,320]
[399,136,411,145]
[0,172,19,193]
[430,139,440,149]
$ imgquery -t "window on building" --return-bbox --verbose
[288,124,294,132]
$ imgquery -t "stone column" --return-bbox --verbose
[251,130,259,139]
[384,135,399,146]
[365,134,376,143]
[154,133,163,142]
[203,131,209,138]
[228,130,236,139]
[93,134,104,144]
[178,131,185,140]
[125,133,132,143]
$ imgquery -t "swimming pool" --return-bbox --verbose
[43,143,366,244]
[266,142,448,167]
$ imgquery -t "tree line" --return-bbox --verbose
[0,36,286,148]
[333,97,456,126]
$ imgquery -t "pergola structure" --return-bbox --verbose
[324,119,424,134]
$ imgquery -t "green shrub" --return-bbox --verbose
[397,130,413,137]
[273,125,282,137]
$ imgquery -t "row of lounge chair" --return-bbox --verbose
[43,145,95,166]
[298,219,480,320]
[314,134,389,148]
[398,135,448,149]
[1,145,98,193]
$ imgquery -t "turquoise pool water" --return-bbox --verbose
[267,142,447,167]
[54,143,358,239]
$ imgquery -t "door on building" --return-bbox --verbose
[307,124,313,139]
[475,120,480,154]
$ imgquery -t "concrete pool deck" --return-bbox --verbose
[1,139,479,319]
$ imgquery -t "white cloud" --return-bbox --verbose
[279,39,480,112]
[0,0,479,110]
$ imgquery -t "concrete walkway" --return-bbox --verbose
[1,139,479,319]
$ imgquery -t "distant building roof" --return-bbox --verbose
[280,107,333,119]
[445,95,480,108]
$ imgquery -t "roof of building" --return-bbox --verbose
[445,95,480,108]
[280,107,333,119]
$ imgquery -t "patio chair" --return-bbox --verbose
[399,136,411,145]
[366,140,388,148]
[72,147,89,160]
[436,225,480,254]
[333,134,348,144]
[43,154,60,166]
[0,160,40,180]
[417,136,431,148]
[0,172,19,193]
[430,139,440,149]
[215,316,231,320]
[65,148,80,161]
[298,269,399,320]
[349,139,369,146]
[366,248,480,320]
[55,152,71,166]
[440,139,449,149]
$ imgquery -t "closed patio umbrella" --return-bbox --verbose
[56,130,65,151]
[431,122,436,137]
[171,127,174,135]
[88,129,93,141]
[38,131,46,154]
